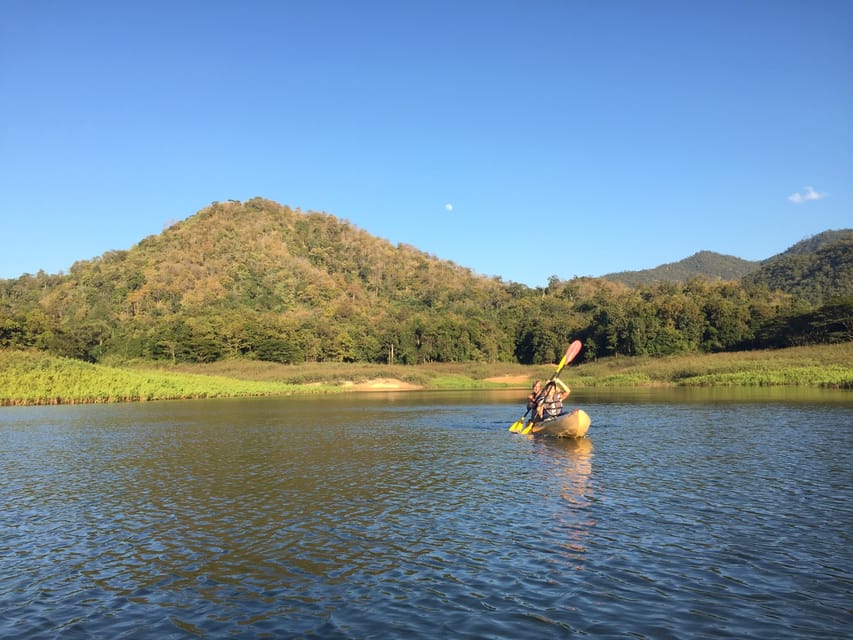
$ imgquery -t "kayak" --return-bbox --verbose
[530,409,591,439]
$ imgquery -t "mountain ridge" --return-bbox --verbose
[602,229,852,288]
[745,229,853,304]
[602,250,759,286]
[5,198,846,290]
[1,199,849,364]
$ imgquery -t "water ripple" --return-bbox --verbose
[1,395,851,638]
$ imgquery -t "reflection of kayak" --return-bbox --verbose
[530,409,591,438]
[540,435,593,455]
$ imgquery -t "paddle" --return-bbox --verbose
[509,340,582,432]
[508,408,532,433]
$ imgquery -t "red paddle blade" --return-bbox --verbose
[554,340,582,373]
[564,340,582,365]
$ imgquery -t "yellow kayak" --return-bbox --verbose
[529,409,591,438]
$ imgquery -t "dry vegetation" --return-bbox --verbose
[3,343,850,406]
[571,342,853,388]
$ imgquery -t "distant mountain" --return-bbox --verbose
[744,229,853,304]
[765,229,853,258]
[0,199,848,364]
[602,230,853,305]
[603,251,759,286]
[0,198,519,364]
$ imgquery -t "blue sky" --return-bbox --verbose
[1,1,850,286]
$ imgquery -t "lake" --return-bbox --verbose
[1,388,851,639]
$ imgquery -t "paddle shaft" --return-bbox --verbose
[530,340,582,417]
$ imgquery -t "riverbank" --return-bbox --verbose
[1,343,851,405]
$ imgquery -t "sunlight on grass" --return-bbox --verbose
[0,351,305,406]
[2,343,851,405]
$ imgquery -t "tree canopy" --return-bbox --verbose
[1,199,850,364]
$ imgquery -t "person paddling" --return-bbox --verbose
[510,341,582,434]
[527,380,543,414]
[528,378,570,423]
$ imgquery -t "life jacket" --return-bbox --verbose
[542,394,562,418]
[536,382,562,420]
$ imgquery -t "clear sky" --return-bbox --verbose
[2,0,850,286]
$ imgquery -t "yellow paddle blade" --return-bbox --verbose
[521,422,533,435]
[509,418,523,432]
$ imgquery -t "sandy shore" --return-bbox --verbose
[339,374,531,391]
[342,378,424,391]
[482,374,531,385]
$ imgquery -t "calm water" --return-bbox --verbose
[1,389,851,639]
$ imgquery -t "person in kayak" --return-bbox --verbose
[528,378,570,422]
[527,380,543,413]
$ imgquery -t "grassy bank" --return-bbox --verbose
[0,351,523,406]
[1,343,851,406]
[0,350,311,406]
[571,342,853,388]
[147,343,853,389]
[130,359,533,388]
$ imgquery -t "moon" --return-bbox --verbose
[444,203,453,212]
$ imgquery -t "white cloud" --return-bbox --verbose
[788,186,827,204]
[444,203,454,212]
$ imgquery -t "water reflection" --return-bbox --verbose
[537,437,594,505]
[531,438,596,571]
[1,391,851,639]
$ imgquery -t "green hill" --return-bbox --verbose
[766,229,853,257]
[0,199,527,364]
[603,251,759,286]
[603,230,852,307]
[744,230,853,304]
[0,199,849,364]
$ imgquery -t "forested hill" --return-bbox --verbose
[603,251,758,286]
[767,229,853,257]
[0,199,850,364]
[0,198,518,363]
[744,229,853,304]
[602,230,852,304]
[108,198,507,314]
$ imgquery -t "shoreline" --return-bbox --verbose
[2,345,851,406]
[341,378,428,391]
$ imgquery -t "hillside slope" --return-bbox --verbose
[744,230,853,304]
[0,198,519,364]
[603,251,759,286]
[0,200,848,364]
[602,230,852,305]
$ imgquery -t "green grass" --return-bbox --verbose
[571,343,853,389]
[2,342,851,405]
[0,351,523,406]
[0,350,310,406]
[427,373,494,389]
[678,365,852,387]
[126,358,534,387]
